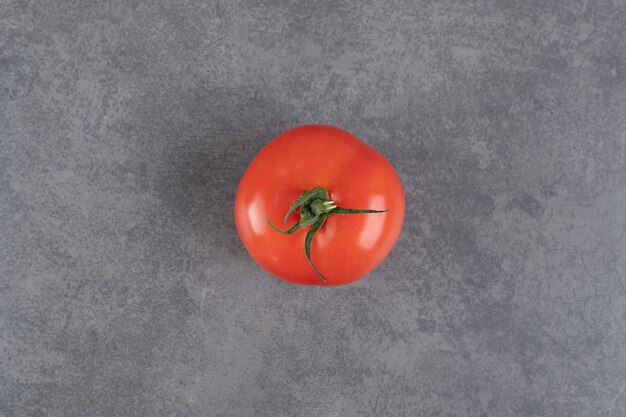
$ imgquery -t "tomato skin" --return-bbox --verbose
[234,125,405,286]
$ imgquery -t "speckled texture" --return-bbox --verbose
[1,1,625,416]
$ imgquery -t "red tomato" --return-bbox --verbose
[234,125,405,286]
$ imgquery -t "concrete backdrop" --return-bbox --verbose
[1,1,625,416]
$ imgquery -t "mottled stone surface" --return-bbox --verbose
[1,1,625,416]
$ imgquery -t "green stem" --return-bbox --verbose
[265,186,388,282]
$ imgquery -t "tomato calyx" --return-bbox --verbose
[265,186,387,282]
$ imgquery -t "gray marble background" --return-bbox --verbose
[2,1,626,416]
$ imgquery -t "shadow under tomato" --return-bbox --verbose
[151,84,300,272]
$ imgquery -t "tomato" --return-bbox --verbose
[234,125,405,286]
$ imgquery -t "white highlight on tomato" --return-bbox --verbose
[247,195,265,235]
[357,195,386,250]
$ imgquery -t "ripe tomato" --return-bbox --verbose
[234,125,405,286]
